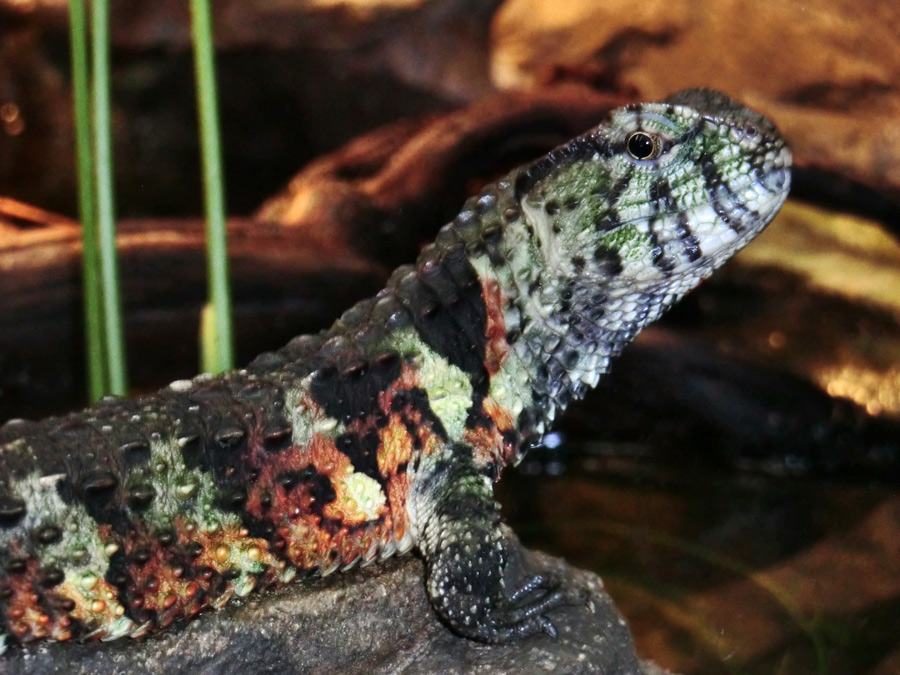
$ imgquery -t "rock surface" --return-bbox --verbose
[492,0,900,208]
[0,536,667,675]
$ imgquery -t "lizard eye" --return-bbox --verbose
[626,132,661,160]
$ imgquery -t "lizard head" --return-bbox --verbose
[489,90,792,411]
[503,89,791,356]
[513,89,792,303]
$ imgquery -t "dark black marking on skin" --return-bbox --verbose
[594,169,633,232]
[513,133,612,201]
[233,381,282,405]
[177,430,204,471]
[157,530,176,547]
[0,497,26,527]
[37,566,64,588]
[214,425,246,451]
[278,466,338,521]
[403,245,491,394]
[55,429,134,536]
[595,209,620,233]
[104,549,134,617]
[610,169,635,204]
[4,558,26,574]
[335,430,382,483]
[722,190,759,228]
[200,411,249,480]
[125,482,156,511]
[262,420,293,452]
[310,352,403,425]
[236,465,339,563]
[699,156,760,235]
[390,387,449,443]
[649,177,694,268]
[647,228,675,273]
[129,547,153,566]
[34,524,62,546]
[646,177,669,270]
[120,440,151,469]
[464,395,495,434]
[80,470,118,494]
[676,212,702,262]
[593,246,624,276]
[215,482,247,513]
[649,177,673,215]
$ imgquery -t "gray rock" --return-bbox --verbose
[0,536,668,675]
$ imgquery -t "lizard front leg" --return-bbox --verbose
[409,443,582,643]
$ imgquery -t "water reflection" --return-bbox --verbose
[501,446,899,674]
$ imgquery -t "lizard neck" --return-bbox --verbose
[451,209,620,453]
[462,172,694,447]
[498,234,661,436]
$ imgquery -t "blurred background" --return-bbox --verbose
[1,1,899,673]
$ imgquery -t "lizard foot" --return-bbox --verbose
[475,573,591,643]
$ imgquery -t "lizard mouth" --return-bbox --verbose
[695,139,793,261]
[601,137,792,291]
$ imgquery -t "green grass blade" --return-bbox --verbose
[190,0,234,374]
[200,302,220,375]
[90,0,127,395]
[69,0,107,401]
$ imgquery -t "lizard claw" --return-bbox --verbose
[540,616,559,639]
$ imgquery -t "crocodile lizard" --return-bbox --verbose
[0,89,790,650]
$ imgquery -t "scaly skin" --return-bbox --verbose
[0,89,791,649]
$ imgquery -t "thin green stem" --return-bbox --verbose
[90,0,127,395]
[190,0,234,374]
[69,0,107,401]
